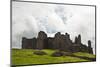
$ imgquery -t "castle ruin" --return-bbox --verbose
[22,31,93,54]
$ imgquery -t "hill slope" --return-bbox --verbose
[12,49,96,66]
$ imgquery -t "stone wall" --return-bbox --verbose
[22,31,93,54]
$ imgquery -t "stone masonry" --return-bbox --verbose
[22,31,93,54]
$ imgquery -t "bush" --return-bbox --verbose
[34,50,47,55]
[51,51,63,57]
[51,51,73,57]
[62,51,73,56]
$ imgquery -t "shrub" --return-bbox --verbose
[51,51,73,57]
[51,51,63,57]
[34,50,47,55]
[62,51,73,56]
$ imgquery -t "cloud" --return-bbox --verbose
[12,1,95,54]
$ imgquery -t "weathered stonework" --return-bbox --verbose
[22,31,93,54]
[36,31,47,50]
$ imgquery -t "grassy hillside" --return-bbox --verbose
[11,49,96,66]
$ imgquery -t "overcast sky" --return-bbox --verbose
[12,1,95,54]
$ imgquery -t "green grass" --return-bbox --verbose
[73,52,96,58]
[12,49,96,66]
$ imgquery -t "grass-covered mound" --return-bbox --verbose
[12,49,96,66]
[33,50,47,55]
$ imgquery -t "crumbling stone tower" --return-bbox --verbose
[36,31,47,50]
[88,40,93,54]
[75,34,81,45]
[22,37,37,49]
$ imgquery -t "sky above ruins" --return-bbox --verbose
[12,1,95,54]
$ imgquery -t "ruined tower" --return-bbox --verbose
[22,37,35,49]
[36,31,47,50]
[88,40,93,54]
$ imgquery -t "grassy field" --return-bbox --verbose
[11,49,96,66]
